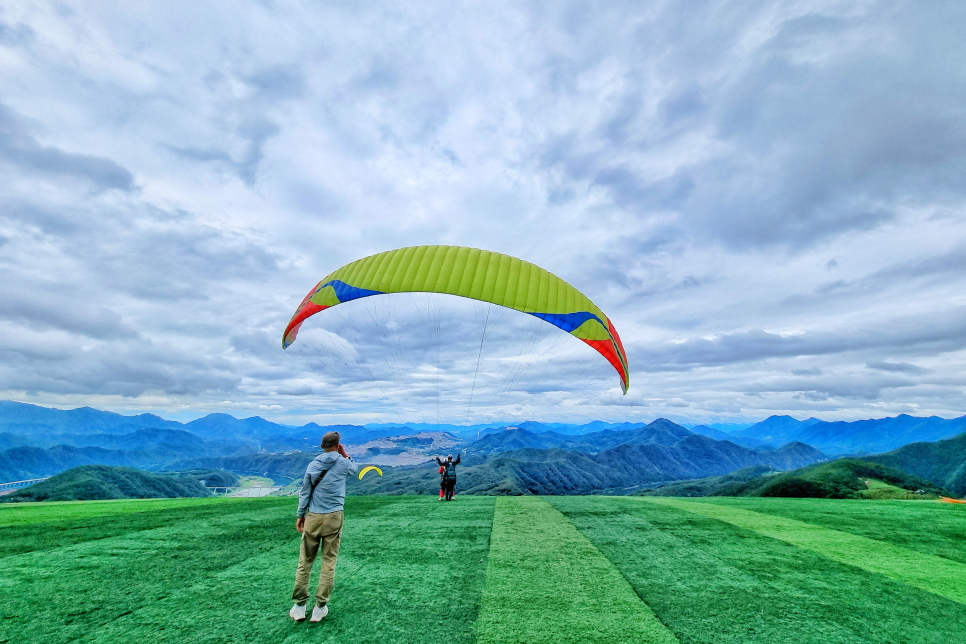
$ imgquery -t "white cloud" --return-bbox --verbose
[1,0,965,425]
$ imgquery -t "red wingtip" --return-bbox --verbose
[581,337,630,393]
[282,302,329,348]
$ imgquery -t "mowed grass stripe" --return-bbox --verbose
[0,497,270,558]
[72,496,495,644]
[475,496,678,644]
[0,499,298,644]
[690,497,966,564]
[551,496,966,644]
[0,497,234,527]
[639,497,966,605]
[67,496,416,644]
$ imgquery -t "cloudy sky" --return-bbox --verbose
[1,0,965,426]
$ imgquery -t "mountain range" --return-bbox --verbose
[35,418,823,494]
[466,422,784,458]
[732,414,966,454]
[689,425,768,448]
[2,400,965,497]
[349,420,825,496]
[5,400,963,454]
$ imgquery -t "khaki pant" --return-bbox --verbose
[292,510,343,607]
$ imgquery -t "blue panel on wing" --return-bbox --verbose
[527,311,604,333]
[323,280,384,303]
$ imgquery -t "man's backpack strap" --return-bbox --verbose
[307,466,329,503]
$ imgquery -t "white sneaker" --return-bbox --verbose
[310,605,329,622]
[289,604,306,622]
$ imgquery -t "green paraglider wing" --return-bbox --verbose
[282,245,629,393]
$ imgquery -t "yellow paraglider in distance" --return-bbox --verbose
[359,466,383,480]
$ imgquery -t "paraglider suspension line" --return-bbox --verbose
[465,304,491,425]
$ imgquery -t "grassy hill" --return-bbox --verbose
[0,465,233,502]
[635,465,778,497]
[865,431,966,495]
[638,459,947,499]
[3,495,966,643]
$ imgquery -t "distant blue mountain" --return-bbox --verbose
[0,432,34,451]
[688,425,733,441]
[733,413,966,455]
[464,427,570,455]
[690,425,767,449]
[362,420,653,437]
[0,400,181,436]
[0,403,832,492]
[0,426,261,481]
[707,422,754,433]
[183,413,294,440]
[733,415,822,445]
[467,420,772,457]
[4,400,964,463]
[797,415,966,455]
[0,445,142,482]
[570,421,648,435]
[43,428,212,451]
[515,421,575,433]
[357,420,826,496]
[0,401,368,444]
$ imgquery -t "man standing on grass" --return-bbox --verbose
[289,431,358,623]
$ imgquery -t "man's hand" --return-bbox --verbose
[337,443,349,459]
[296,517,305,533]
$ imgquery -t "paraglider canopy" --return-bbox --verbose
[283,245,629,393]
[358,466,383,480]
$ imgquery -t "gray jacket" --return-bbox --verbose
[296,452,359,517]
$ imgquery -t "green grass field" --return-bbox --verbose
[2,495,965,643]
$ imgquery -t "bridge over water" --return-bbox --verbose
[0,478,50,493]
